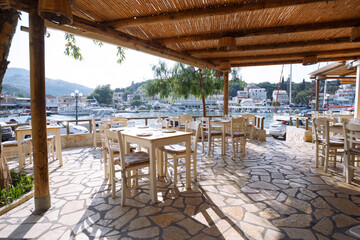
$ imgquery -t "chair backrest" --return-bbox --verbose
[99,123,110,146]
[231,117,246,136]
[110,117,127,128]
[242,114,255,125]
[200,117,210,132]
[105,129,126,170]
[186,121,201,152]
[343,122,360,151]
[314,117,330,144]
[178,114,193,129]
[157,119,169,129]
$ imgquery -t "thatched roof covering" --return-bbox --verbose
[7,0,360,70]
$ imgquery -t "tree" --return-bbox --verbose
[131,99,142,107]
[280,76,286,90]
[0,8,19,189]
[114,88,123,92]
[122,90,130,101]
[229,68,247,98]
[87,84,114,105]
[143,61,223,117]
[133,95,141,100]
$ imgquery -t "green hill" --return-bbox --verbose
[2,68,93,97]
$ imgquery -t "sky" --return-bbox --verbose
[8,12,327,90]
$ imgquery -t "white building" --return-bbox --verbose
[113,91,124,108]
[335,84,355,105]
[237,90,248,99]
[272,90,289,104]
[240,98,255,107]
[249,88,267,101]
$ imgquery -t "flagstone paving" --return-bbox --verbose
[1,138,360,239]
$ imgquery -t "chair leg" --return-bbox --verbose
[315,142,319,168]
[334,149,337,168]
[111,163,116,199]
[208,135,211,156]
[193,153,197,181]
[232,137,236,157]
[324,146,329,173]
[173,156,178,186]
[164,153,168,179]
[121,171,126,206]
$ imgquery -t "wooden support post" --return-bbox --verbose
[261,118,264,130]
[296,118,299,128]
[305,118,309,130]
[316,79,320,111]
[66,122,70,135]
[145,118,148,126]
[29,11,50,213]
[223,71,229,116]
[355,64,360,119]
[289,117,292,126]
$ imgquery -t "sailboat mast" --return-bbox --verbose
[323,79,327,109]
[289,64,292,105]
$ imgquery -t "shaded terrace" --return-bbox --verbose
[1,138,360,239]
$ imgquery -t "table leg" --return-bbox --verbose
[222,125,225,155]
[185,136,191,189]
[149,145,157,203]
[55,130,62,166]
[17,133,24,171]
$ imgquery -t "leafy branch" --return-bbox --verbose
[64,33,83,61]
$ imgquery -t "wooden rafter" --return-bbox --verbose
[100,0,332,28]
[209,48,360,62]
[231,56,360,67]
[185,37,351,55]
[156,18,360,44]
[47,16,217,69]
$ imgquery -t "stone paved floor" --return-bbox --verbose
[1,138,360,239]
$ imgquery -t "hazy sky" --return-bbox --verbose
[8,12,327,90]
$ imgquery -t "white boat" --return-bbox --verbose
[58,104,93,116]
[91,108,115,119]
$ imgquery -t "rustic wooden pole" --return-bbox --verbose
[305,118,309,130]
[223,71,229,116]
[29,11,50,212]
[354,62,360,119]
[315,79,320,111]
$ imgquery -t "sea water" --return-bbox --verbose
[0,111,275,129]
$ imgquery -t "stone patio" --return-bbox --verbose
[1,137,360,239]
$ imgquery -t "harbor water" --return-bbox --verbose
[0,111,276,129]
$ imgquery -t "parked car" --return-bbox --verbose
[58,122,89,135]
[0,122,14,142]
[269,117,306,140]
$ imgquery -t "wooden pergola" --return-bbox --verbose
[310,60,360,115]
[3,0,360,211]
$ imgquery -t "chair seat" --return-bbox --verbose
[317,139,344,147]
[2,139,29,147]
[160,144,194,155]
[124,152,150,166]
[204,130,222,136]
[349,148,360,154]
[225,132,245,137]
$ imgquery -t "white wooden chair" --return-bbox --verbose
[225,117,246,157]
[242,114,255,140]
[157,118,169,129]
[92,117,101,148]
[200,117,222,156]
[343,122,360,184]
[313,117,344,172]
[161,121,200,186]
[110,117,127,128]
[99,123,111,182]
[105,129,150,206]
[177,114,193,131]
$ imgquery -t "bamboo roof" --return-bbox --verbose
[7,0,360,70]
[309,61,358,83]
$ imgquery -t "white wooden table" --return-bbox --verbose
[211,120,231,155]
[121,128,192,203]
[16,125,62,170]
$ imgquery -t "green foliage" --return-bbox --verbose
[131,99,143,107]
[93,40,103,47]
[0,171,33,207]
[87,84,114,105]
[116,47,126,64]
[272,101,280,106]
[133,95,141,100]
[229,68,246,98]
[294,89,314,105]
[122,90,130,101]
[114,88,123,92]
[64,33,83,61]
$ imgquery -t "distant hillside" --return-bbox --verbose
[2,68,93,97]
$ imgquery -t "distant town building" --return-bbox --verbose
[240,98,255,107]
[335,84,355,105]
[0,95,17,109]
[237,90,248,99]
[249,88,267,101]
[272,90,289,104]
[46,95,58,111]
[113,91,124,108]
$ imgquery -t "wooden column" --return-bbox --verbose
[315,79,320,111]
[355,62,360,118]
[223,71,229,116]
[29,11,50,212]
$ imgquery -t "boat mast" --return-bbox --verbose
[289,64,292,105]
[323,79,327,109]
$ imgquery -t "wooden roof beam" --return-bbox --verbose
[185,37,351,55]
[156,18,360,44]
[100,0,332,28]
[46,16,217,70]
[208,48,360,62]
[231,56,360,67]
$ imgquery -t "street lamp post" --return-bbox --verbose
[71,90,82,125]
